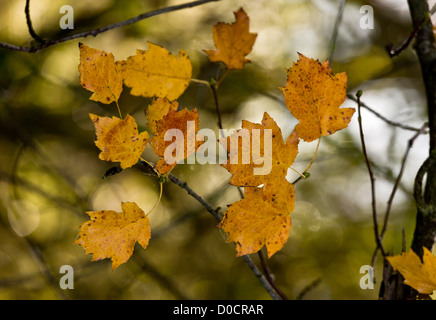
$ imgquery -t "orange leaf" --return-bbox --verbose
[89,113,149,169]
[279,53,354,142]
[204,8,257,70]
[386,247,436,295]
[220,112,299,187]
[75,202,151,270]
[78,43,123,104]
[150,108,203,175]
[117,42,192,100]
[219,180,294,258]
[145,98,179,136]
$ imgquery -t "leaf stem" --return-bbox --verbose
[215,69,229,88]
[140,157,160,177]
[115,100,123,119]
[190,78,210,86]
[303,136,322,174]
[289,166,306,179]
[145,181,163,217]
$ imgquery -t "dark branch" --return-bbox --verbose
[371,123,428,265]
[167,173,222,222]
[386,3,436,57]
[407,0,436,260]
[347,94,422,132]
[328,0,345,62]
[0,0,220,53]
[25,0,44,44]
[356,91,386,259]
[134,161,284,300]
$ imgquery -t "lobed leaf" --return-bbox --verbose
[117,42,192,101]
[280,53,354,142]
[204,8,257,70]
[75,202,151,270]
[90,113,149,169]
[78,43,123,104]
[387,247,436,295]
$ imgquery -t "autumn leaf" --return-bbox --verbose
[204,8,257,70]
[117,42,192,101]
[220,112,299,187]
[78,43,123,104]
[146,98,179,136]
[89,113,149,169]
[219,180,294,258]
[386,247,436,295]
[280,53,355,142]
[75,202,151,270]
[150,108,203,175]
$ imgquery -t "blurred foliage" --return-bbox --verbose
[0,0,432,299]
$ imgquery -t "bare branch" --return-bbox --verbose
[356,91,386,259]
[371,122,428,266]
[347,94,422,132]
[25,0,44,44]
[328,0,345,62]
[0,0,220,53]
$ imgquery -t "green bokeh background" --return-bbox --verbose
[0,0,431,299]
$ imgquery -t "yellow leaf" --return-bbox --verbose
[146,98,179,136]
[204,7,257,70]
[220,112,299,187]
[89,113,149,169]
[219,180,294,258]
[117,42,192,100]
[78,43,123,104]
[75,202,151,270]
[279,53,355,142]
[386,247,436,295]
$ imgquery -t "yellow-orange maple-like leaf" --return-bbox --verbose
[89,113,149,169]
[78,43,123,104]
[150,108,202,175]
[75,202,151,270]
[146,98,179,136]
[220,112,299,187]
[386,247,436,295]
[204,8,257,70]
[117,42,192,101]
[280,53,354,142]
[219,180,294,258]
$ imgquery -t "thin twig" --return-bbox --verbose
[258,250,288,300]
[295,277,322,300]
[381,123,428,237]
[356,91,386,259]
[328,0,345,62]
[210,84,224,133]
[167,173,222,222]
[242,255,281,300]
[386,3,436,58]
[0,0,220,53]
[25,0,44,44]
[371,123,428,266]
[347,94,422,132]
